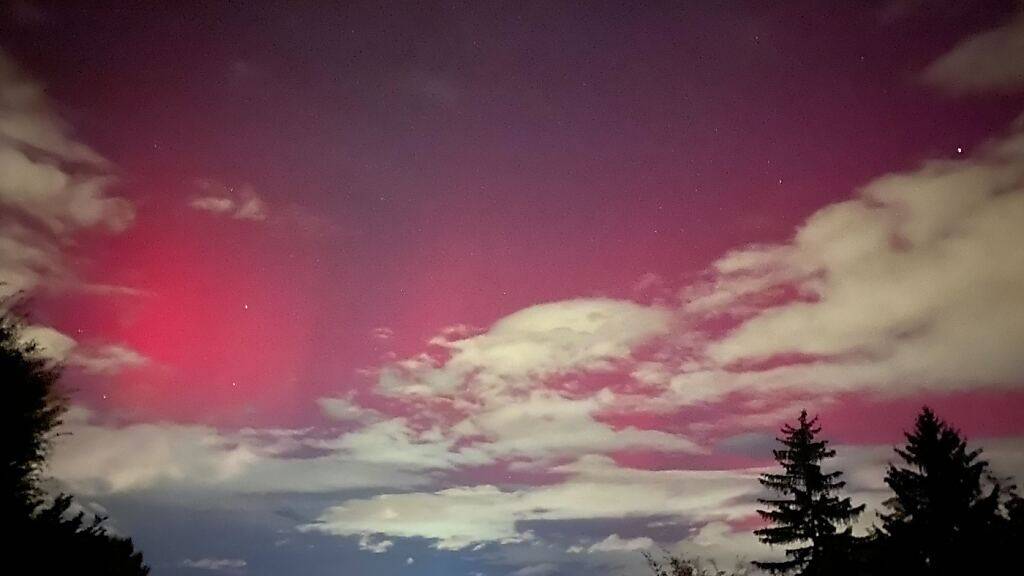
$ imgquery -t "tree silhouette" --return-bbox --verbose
[643,551,749,576]
[2,309,63,519]
[754,411,864,575]
[878,407,1002,575]
[2,308,149,575]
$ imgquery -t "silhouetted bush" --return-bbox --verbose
[2,308,149,575]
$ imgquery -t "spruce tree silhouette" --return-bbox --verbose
[754,411,864,576]
[878,407,1002,575]
[2,309,149,575]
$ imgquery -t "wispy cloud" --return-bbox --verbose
[189,180,268,221]
[179,557,247,571]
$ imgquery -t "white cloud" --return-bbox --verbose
[305,455,759,551]
[189,181,268,221]
[48,406,438,496]
[316,394,381,423]
[0,54,105,164]
[313,417,488,470]
[586,534,654,553]
[69,343,149,375]
[362,299,695,467]
[179,558,247,571]
[448,299,670,380]
[379,299,670,399]
[670,126,1024,401]
[18,324,76,361]
[670,521,780,568]
[0,50,136,370]
[450,390,701,463]
[0,52,131,235]
[509,564,557,576]
[358,534,394,554]
[923,13,1024,94]
[189,196,235,214]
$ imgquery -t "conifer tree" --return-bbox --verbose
[754,411,864,575]
[879,407,1001,575]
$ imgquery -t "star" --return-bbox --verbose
[956,146,963,154]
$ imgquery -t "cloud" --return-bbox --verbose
[509,563,558,576]
[18,324,76,361]
[312,417,488,470]
[668,124,1024,402]
[358,534,394,554]
[450,390,701,463]
[179,558,247,571]
[379,298,671,398]
[305,455,759,551]
[0,50,137,370]
[446,299,670,381]
[923,13,1024,94]
[189,196,235,214]
[48,406,439,496]
[316,394,381,423]
[586,534,654,553]
[14,324,147,374]
[190,180,268,221]
[0,52,131,234]
[69,343,149,375]
[0,53,106,165]
[348,299,699,469]
[669,520,780,568]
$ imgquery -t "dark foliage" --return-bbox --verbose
[876,406,1008,575]
[753,411,865,575]
[641,407,1024,576]
[1,310,63,518]
[643,551,750,576]
[2,308,149,575]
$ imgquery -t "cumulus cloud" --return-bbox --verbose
[923,12,1024,94]
[190,180,268,221]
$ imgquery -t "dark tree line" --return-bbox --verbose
[2,310,149,574]
[647,407,1024,576]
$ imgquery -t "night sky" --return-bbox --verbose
[2,1,1024,575]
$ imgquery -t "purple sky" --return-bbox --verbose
[2,2,1024,575]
